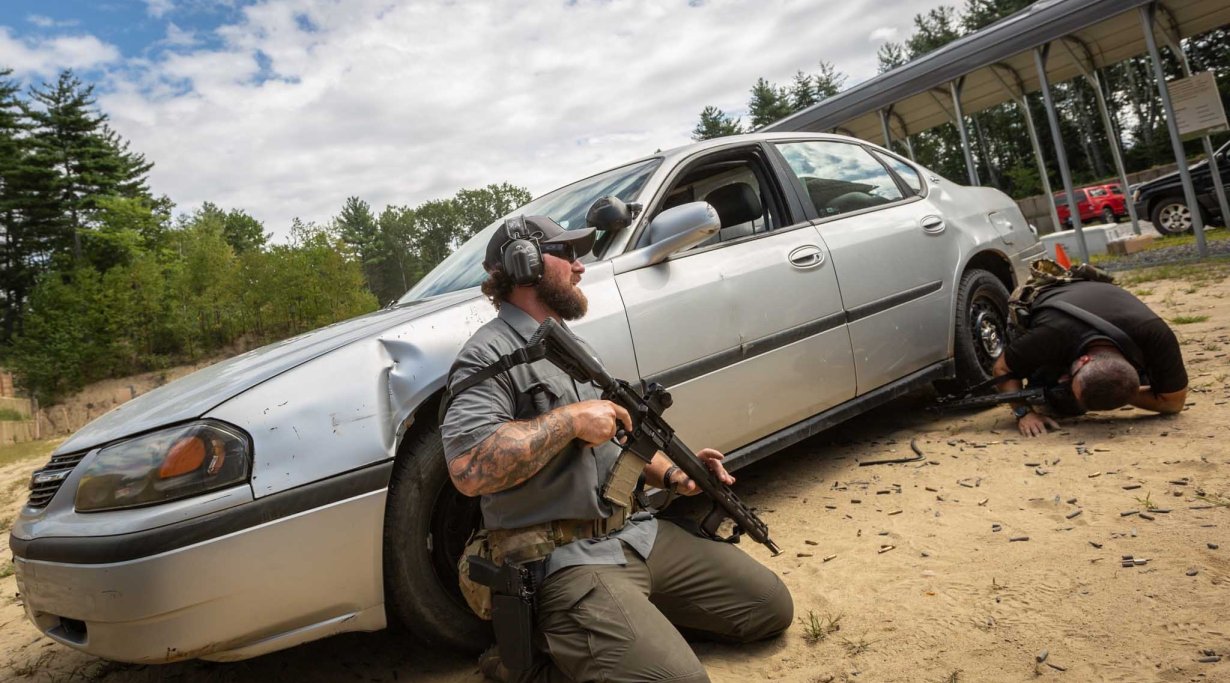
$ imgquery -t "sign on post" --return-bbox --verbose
[1168,71,1229,140]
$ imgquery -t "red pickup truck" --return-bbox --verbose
[1054,183,1127,228]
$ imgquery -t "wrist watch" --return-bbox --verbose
[663,465,682,491]
[1012,405,1032,421]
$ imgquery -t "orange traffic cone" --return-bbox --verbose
[1054,242,1072,269]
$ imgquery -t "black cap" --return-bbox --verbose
[484,216,597,271]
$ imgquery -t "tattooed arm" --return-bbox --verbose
[448,399,632,497]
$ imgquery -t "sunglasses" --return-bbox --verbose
[540,242,579,262]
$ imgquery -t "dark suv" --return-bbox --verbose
[1131,140,1229,234]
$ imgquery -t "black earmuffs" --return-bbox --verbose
[500,217,544,286]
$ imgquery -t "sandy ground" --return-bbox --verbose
[1,266,1228,683]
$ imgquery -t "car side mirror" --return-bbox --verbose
[611,202,721,273]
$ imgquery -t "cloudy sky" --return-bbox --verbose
[0,0,943,240]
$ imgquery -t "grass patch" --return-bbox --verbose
[841,635,873,656]
[798,610,842,644]
[1133,288,1153,296]
[0,408,26,421]
[0,561,13,579]
[0,439,60,470]
[1117,258,1230,285]
[1170,315,1210,325]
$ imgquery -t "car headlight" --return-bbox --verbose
[75,421,251,512]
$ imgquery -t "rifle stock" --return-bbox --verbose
[528,319,781,556]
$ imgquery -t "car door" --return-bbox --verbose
[772,139,957,394]
[613,145,855,453]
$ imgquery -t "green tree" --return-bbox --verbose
[877,42,909,74]
[25,70,153,260]
[789,72,818,111]
[812,61,846,100]
[691,105,744,141]
[747,78,793,129]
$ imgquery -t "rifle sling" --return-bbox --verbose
[1036,300,1146,370]
[438,343,545,422]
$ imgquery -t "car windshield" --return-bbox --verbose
[398,158,661,303]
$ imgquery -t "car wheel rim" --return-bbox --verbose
[429,481,482,607]
[1159,203,1190,232]
[1103,209,1114,223]
[970,294,1006,375]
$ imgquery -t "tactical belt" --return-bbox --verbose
[488,516,626,564]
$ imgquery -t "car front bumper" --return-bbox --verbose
[11,468,390,663]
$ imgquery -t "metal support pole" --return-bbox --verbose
[1058,38,1141,235]
[1157,5,1230,229]
[879,109,893,151]
[1140,3,1208,255]
[892,111,917,161]
[950,77,980,186]
[1033,44,1090,261]
[904,136,916,161]
[992,64,1061,233]
[1091,71,1143,234]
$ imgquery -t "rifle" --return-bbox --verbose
[931,382,1084,417]
[526,319,781,556]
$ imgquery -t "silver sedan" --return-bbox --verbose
[11,133,1041,662]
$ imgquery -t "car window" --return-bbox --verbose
[775,141,905,218]
[1088,188,1107,197]
[870,149,922,196]
[1073,190,1087,202]
[398,158,661,303]
[647,152,785,251]
[1110,186,1123,195]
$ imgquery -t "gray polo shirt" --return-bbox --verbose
[441,303,657,575]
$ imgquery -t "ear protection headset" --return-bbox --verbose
[499,216,544,286]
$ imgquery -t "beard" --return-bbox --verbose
[536,270,588,320]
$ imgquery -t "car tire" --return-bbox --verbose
[1150,195,1195,235]
[383,420,489,654]
[951,269,1010,389]
[1101,207,1116,224]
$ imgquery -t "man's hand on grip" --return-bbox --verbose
[567,399,632,447]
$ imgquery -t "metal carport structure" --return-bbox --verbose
[764,0,1230,262]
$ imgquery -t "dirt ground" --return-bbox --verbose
[1,264,1228,683]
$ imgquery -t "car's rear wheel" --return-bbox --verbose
[1101,207,1116,224]
[1150,195,1195,234]
[952,268,1010,389]
[383,420,488,653]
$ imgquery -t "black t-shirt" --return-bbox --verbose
[1004,281,1187,394]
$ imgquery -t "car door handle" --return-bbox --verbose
[921,216,946,234]
[788,245,825,269]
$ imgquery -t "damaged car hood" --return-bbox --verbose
[54,292,478,456]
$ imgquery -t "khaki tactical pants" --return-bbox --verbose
[521,520,793,682]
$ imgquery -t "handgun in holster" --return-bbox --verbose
[467,555,540,673]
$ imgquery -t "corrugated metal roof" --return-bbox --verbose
[764,0,1230,141]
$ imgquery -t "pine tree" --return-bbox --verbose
[789,72,817,112]
[747,78,793,129]
[877,43,908,74]
[691,106,744,141]
[813,61,847,100]
[25,70,153,260]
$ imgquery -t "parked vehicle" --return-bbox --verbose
[10,133,1042,664]
[1131,140,1229,234]
[1054,183,1126,228]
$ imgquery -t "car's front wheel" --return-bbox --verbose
[952,268,1010,388]
[1150,195,1195,234]
[384,420,488,653]
[1101,207,1116,224]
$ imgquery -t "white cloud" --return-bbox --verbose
[0,28,121,78]
[160,22,200,48]
[145,0,176,19]
[869,26,899,42]
[27,15,80,29]
[61,0,939,240]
